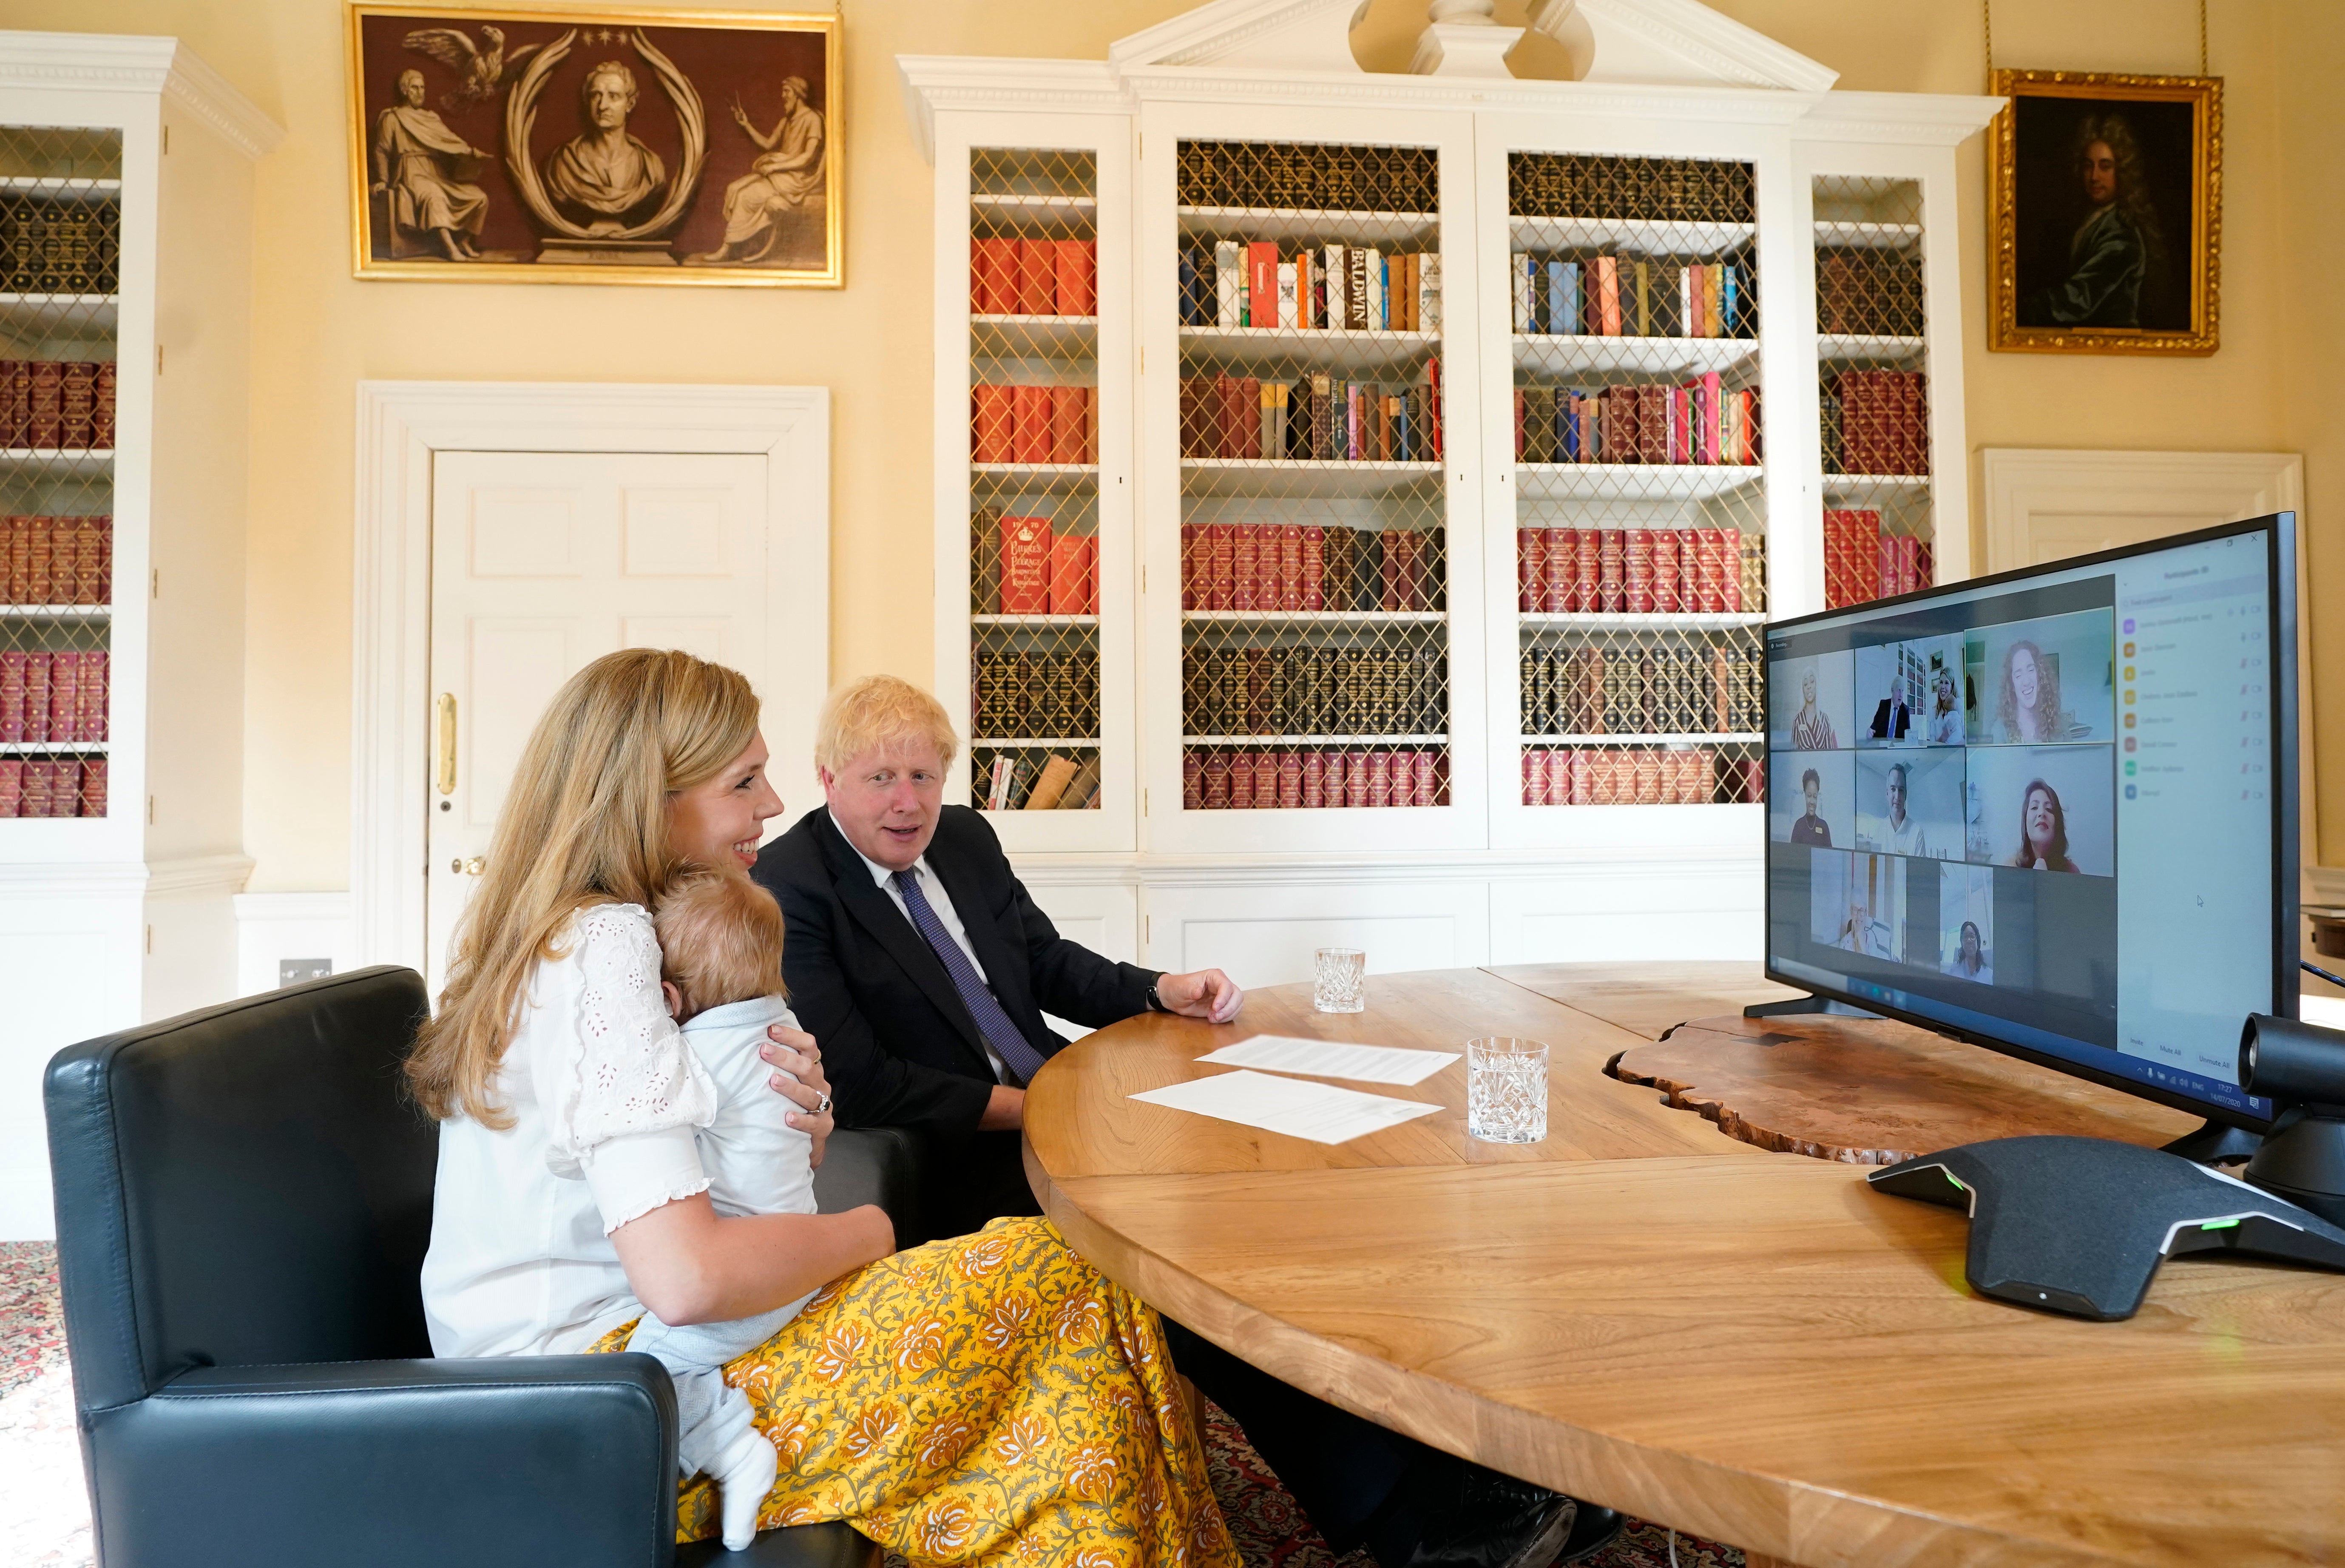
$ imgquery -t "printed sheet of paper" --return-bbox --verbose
[1193,1034,1461,1087]
[1128,1068,1441,1145]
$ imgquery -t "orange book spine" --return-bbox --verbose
[971,385,1013,464]
[998,517,1053,614]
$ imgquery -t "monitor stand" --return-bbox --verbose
[2160,1118,2262,1164]
[1744,993,1878,1020]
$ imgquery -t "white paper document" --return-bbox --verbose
[1193,1034,1461,1087]
[1129,1068,1442,1145]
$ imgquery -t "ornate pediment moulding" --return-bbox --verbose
[0,30,282,159]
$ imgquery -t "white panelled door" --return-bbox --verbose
[426,450,769,989]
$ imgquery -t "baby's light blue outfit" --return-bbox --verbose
[625,993,818,1477]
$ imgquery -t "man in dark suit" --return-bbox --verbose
[754,677,1621,1568]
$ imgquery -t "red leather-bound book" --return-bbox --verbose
[1689,530,1723,614]
[1236,376,1262,462]
[1209,523,1235,611]
[82,650,107,742]
[972,385,1013,463]
[1179,378,1207,457]
[28,361,61,450]
[1412,749,1437,807]
[60,363,95,451]
[1180,523,1199,611]
[1623,528,1655,614]
[1513,387,1526,462]
[1049,385,1087,464]
[1366,751,1392,809]
[1227,749,1254,809]
[1278,524,1303,611]
[1516,528,1543,613]
[1641,386,1668,465]
[1056,239,1097,317]
[1341,750,1368,808]
[998,516,1053,614]
[1201,751,1230,809]
[1522,748,1544,807]
[1597,528,1625,613]
[1380,529,1403,611]
[0,362,21,446]
[22,651,49,742]
[1394,530,1425,611]
[1183,751,1204,810]
[93,364,116,449]
[1211,374,1238,459]
[1015,239,1054,315]
[0,758,18,818]
[1573,529,1600,614]
[1914,539,1934,592]
[1425,357,1442,461]
[1300,527,1325,611]
[25,516,51,603]
[1048,533,1087,615]
[49,652,77,742]
[20,758,53,817]
[1011,384,1051,464]
[1543,527,1572,613]
[1255,751,1281,809]
[1232,524,1261,612]
[971,237,1014,315]
[1712,528,1743,613]
[1247,241,1279,329]
[0,514,21,602]
[0,650,23,742]
[1651,528,1681,614]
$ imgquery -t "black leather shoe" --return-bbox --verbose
[1405,1469,1578,1568]
[1555,1504,1625,1564]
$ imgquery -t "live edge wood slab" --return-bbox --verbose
[1024,965,2345,1567]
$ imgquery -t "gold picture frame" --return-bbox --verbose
[1987,69,2220,355]
[347,4,842,286]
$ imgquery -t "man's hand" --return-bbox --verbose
[1155,968,1243,1023]
[979,1084,1025,1132]
[760,1025,835,1168]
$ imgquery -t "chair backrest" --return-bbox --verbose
[44,966,437,1412]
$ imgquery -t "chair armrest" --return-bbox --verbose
[813,1126,927,1248]
[84,1354,679,1568]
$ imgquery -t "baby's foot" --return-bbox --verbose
[714,1428,779,1551]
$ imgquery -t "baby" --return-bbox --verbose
[627,865,819,1551]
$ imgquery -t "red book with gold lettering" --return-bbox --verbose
[1278,523,1303,611]
[1049,385,1087,464]
[1048,533,1087,614]
[1516,528,1543,613]
[1650,528,1681,614]
[971,385,1013,464]
[28,361,62,450]
[1623,528,1655,613]
[1232,525,1260,612]
[1180,523,1200,611]
[971,237,1014,315]
[1011,384,1051,464]
[1209,523,1235,611]
[1056,239,1096,317]
[1543,527,1573,613]
[22,651,49,743]
[998,516,1053,614]
[1015,239,1054,314]
[1300,527,1325,611]
[1597,528,1625,613]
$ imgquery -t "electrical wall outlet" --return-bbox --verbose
[279,959,334,987]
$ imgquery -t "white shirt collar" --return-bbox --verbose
[832,814,930,891]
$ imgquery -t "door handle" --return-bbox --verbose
[437,693,457,795]
[450,857,486,876]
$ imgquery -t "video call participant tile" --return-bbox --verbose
[1855,749,1962,859]
[1965,608,2116,745]
[1770,649,1852,753]
[1939,862,1995,983]
[1770,750,1854,849]
[1964,742,2115,876]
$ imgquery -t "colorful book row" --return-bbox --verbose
[970,237,1096,318]
[1184,645,1446,739]
[972,650,1101,741]
[1520,747,1762,806]
[1519,643,1763,737]
[1515,527,1750,614]
[1180,240,1442,333]
[1824,510,1933,610]
[1181,523,1442,614]
[1510,254,1750,339]
[977,513,1098,616]
[970,384,1098,466]
[0,756,106,818]
[1184,746,1449,810]
[0,360,116,451]
[1823,369,1927,476]
[1180,365,1443,463]
[0,192,121,295]
[2,514,111,605]
[979,750,1102,812]
[1513,381,1759,467]
[0,650,107,742]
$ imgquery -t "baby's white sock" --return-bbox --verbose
[712,1425,779,1551]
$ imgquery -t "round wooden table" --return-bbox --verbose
[1022,964,2345,1568]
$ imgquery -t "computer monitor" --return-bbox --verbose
[1764,513,2297,1133]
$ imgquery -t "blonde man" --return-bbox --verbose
[751,675,1621,1568]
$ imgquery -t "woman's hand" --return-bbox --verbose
[762,1025,834,1168]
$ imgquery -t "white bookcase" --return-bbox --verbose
[903,0,1996,982]
[0,31,275,1238]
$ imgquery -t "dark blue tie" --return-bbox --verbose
[891,869,1048,1086]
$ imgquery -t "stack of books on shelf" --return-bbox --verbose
[971,237,1096,315]
[0,193,120,294]
[1182,523,1441,612]
[1519,643,1759,735]
[973,511,1096,615]
[0,650,108,741]
[1823,509,1932,608]
[1823,368,1926,474]
[1509,153,1755,225]
[1180,367,1442,463]
[1516,526,1749,614]
[1181,239,1440,333]
[971,383,1098,465]
[1178,142,1437,217]
[0,360,116,449]
[1510,254,1749,338]
[1185,746,1446,810]
[972,649,1101,738]
[1184,645,1445,738]
[2,514,112,602]
[1817,248,1922,336]
[1520,747,1760,806]
[0,755,105,817]
[980,750,1101,812]
[1513,381,1757,466]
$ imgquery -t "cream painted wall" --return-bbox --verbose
[6,0,2334,885]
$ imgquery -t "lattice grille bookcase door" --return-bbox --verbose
[1138,106,1485,853]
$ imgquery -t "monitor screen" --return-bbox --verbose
[1764,515,2296,1129]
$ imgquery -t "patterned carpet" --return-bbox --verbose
[1,1242,1741,1568]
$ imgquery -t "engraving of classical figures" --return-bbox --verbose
[689,77,824,265]
[544,60,669,230]
[370,68,491,261]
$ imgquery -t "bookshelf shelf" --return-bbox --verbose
[0,448,112,473]
[0,174,119,193]
[0,605,108,619]
[974,614,1098,627]
[970,461,1098,494]
[1513,462,1762,502]
[1177,206,1436,246]
[0,293,117,332]
[970,736,1098,748]
[1184,609,1445,625]
[1525,732,1762,746]
[971,192,1096,233]
[1825,472,1931,491]
[1180,457,1441,498]
[1187,733,1447,746]
[1519,612,1763,631]
[1814,219,1922,250]
[0,741,108,755]
[1509,215,1752,253]
[971,315,1095,358]
[1817,333,1923,364]
[1510,333,1754,376]
[1181,324,1437,373]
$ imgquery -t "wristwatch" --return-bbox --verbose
[1144,980,1168,1013]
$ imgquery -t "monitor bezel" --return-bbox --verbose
[1761,511,2298,1134]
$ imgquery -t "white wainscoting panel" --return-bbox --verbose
[1140,873,1491,990]
[1011,866,1141,966]
[1488,855,1763,964]
[235,892,360,999]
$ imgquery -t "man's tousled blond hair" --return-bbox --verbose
[406,648,761,1125]
[655,865,787,1019]
[815,674,957,775]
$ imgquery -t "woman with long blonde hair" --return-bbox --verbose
[414,649,1231,1563]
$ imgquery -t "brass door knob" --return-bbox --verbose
[450,856,486,876]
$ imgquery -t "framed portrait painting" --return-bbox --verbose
[1988,70,2220,355]
[346,6,841,286]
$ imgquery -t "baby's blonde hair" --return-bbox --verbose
[655,865,787,1019]
[815,674,958,775]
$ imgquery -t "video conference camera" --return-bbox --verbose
[2240,1014,2345,1224]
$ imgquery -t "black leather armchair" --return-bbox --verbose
[43,965,891,1568]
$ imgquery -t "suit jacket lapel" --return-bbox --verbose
[817,812,993,1068]
[926,836,1036,1036]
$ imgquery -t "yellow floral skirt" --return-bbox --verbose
[591,1216,1235,1567]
